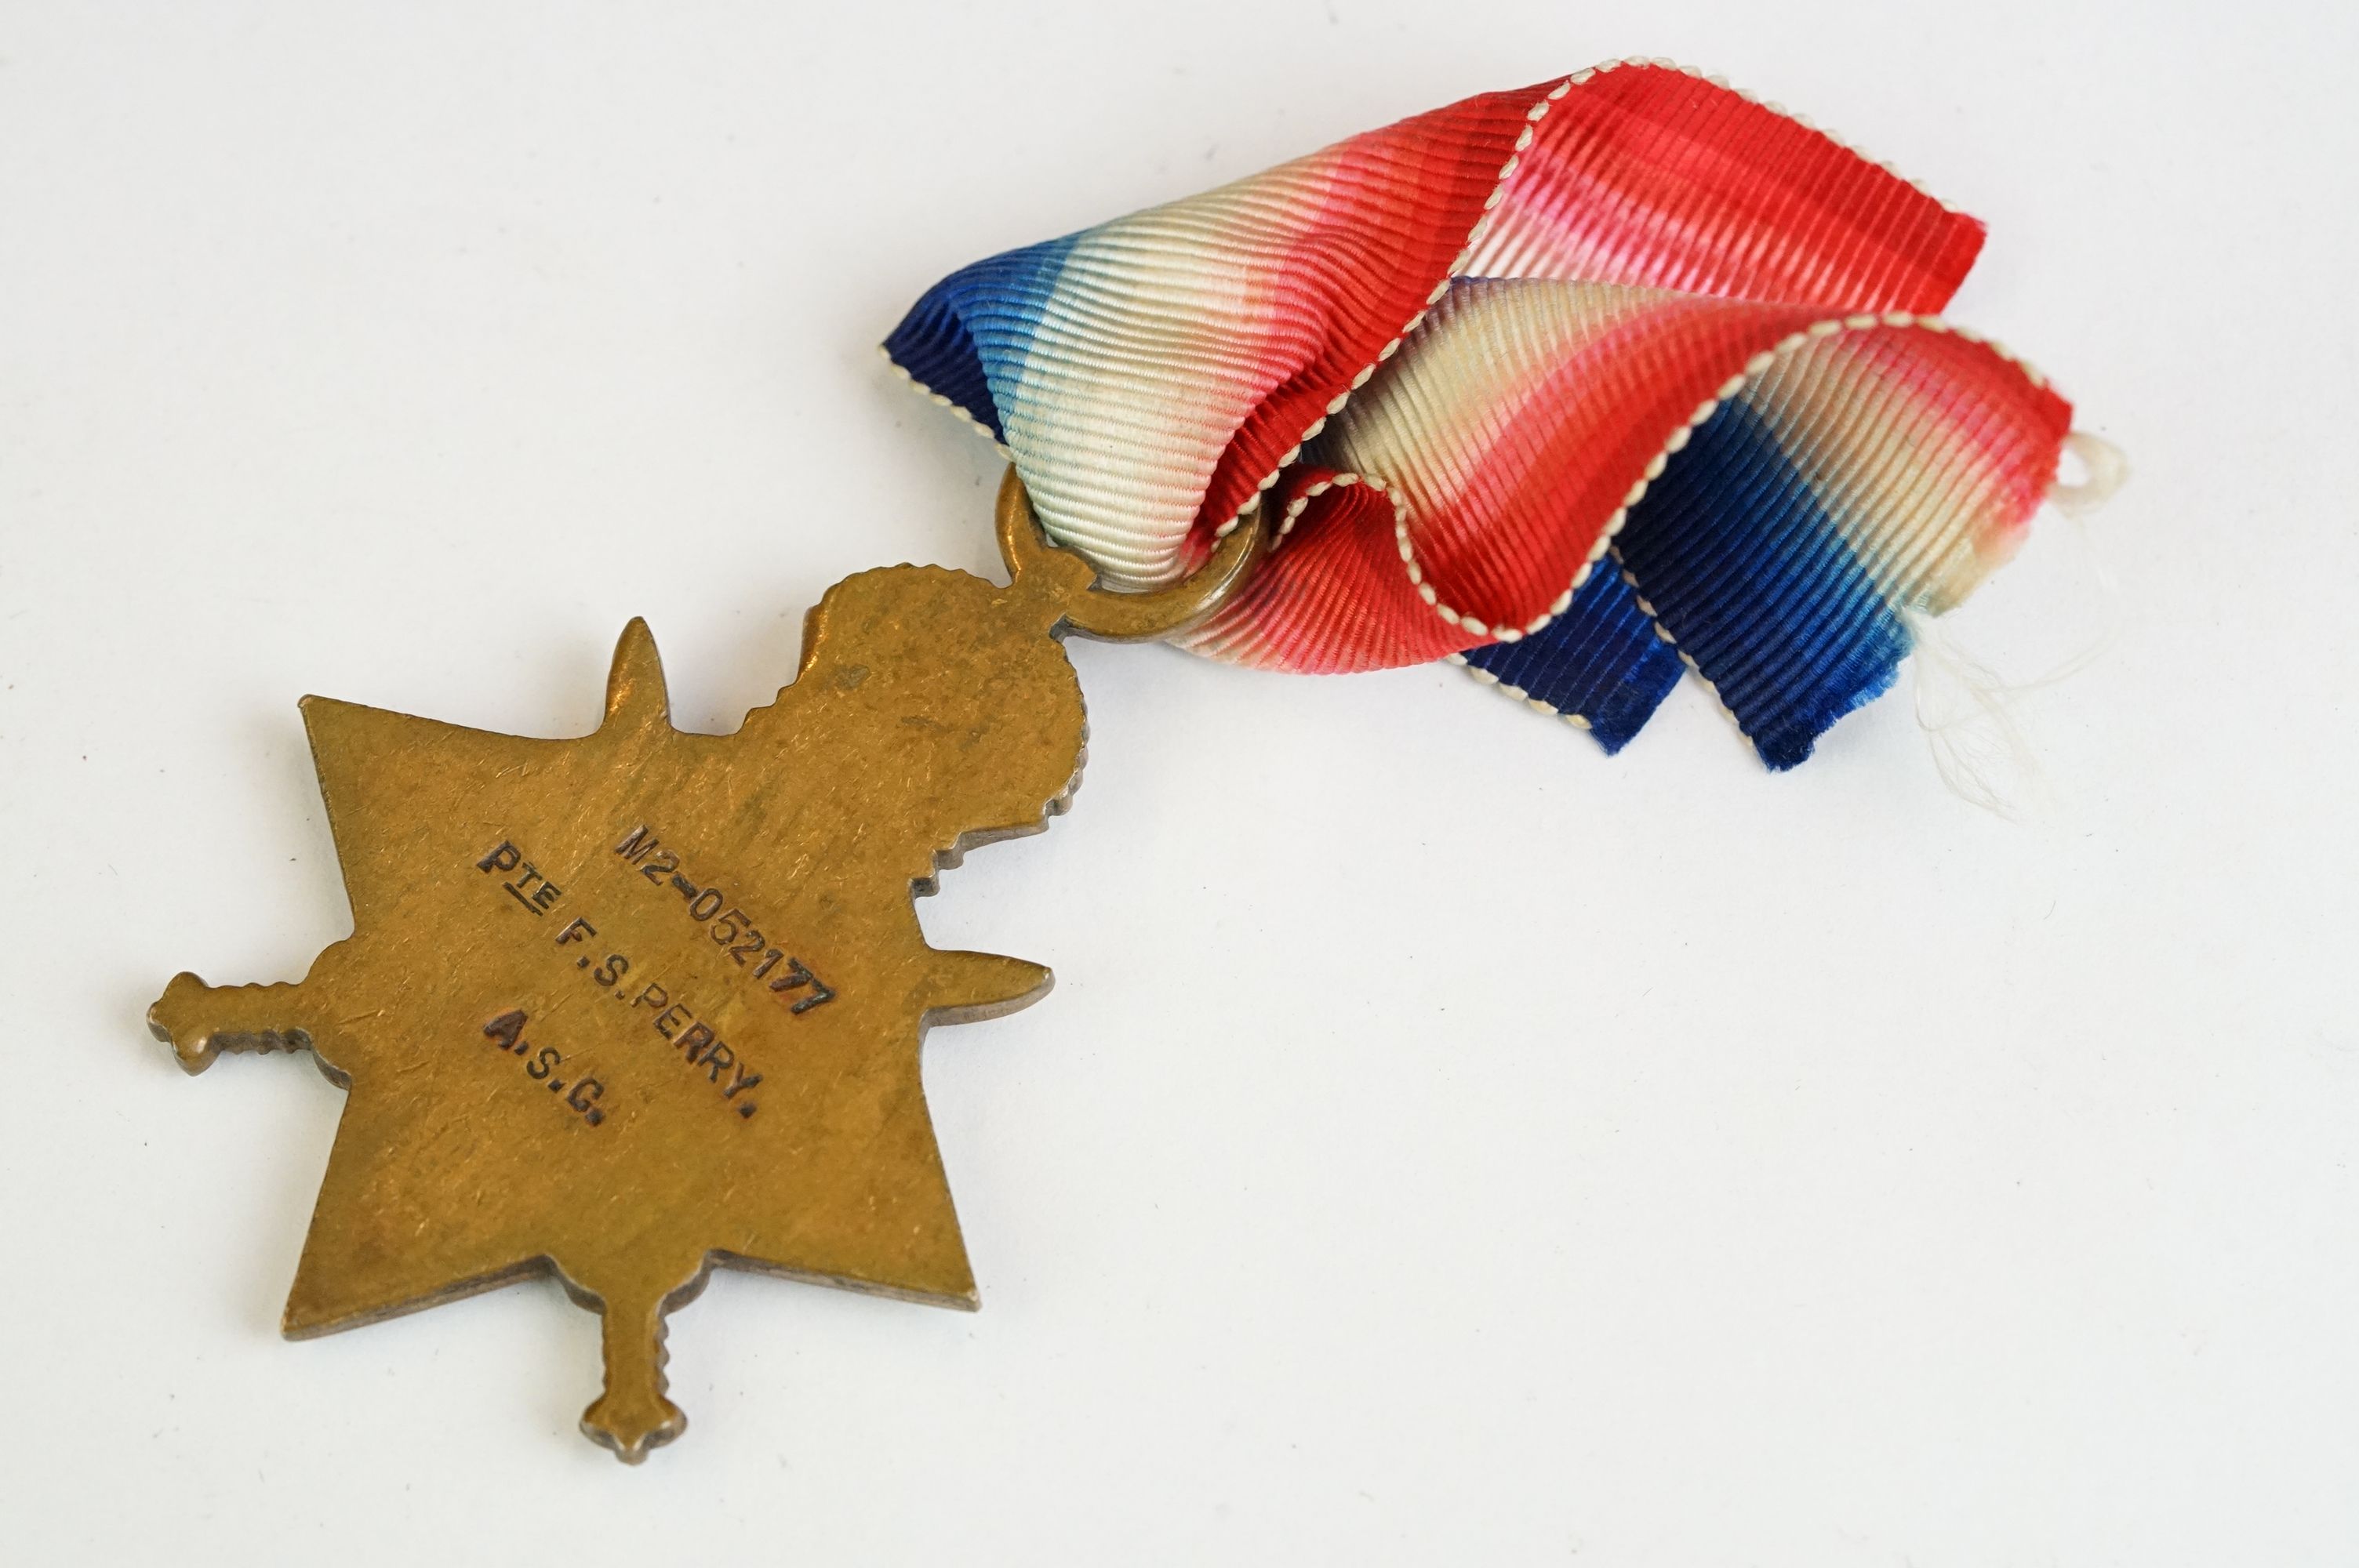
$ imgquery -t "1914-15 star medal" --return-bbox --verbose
[148,477,1261,1461]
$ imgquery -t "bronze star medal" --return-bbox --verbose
[150,475,1261,1461]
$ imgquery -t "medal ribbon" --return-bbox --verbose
[885,60,2083,768]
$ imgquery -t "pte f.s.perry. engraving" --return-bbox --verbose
[148,473,1263,1462]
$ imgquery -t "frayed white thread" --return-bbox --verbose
[1906,434,2128,816]
[1904,607,2050,819]
[2049,430,2128,518]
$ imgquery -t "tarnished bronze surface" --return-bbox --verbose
[150,475,1263,1461]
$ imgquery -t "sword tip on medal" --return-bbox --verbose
[920,949,1055,1027]
[602,616,672,731]
[147,971,315,1076]
[580,1280,691,1465]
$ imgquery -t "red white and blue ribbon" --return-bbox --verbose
[885,60,2081,768]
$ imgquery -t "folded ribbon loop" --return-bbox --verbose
[885,60,2077,768]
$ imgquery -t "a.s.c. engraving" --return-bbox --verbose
[480,1008,605,1126]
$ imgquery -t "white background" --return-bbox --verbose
[2,2,2353,1563]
